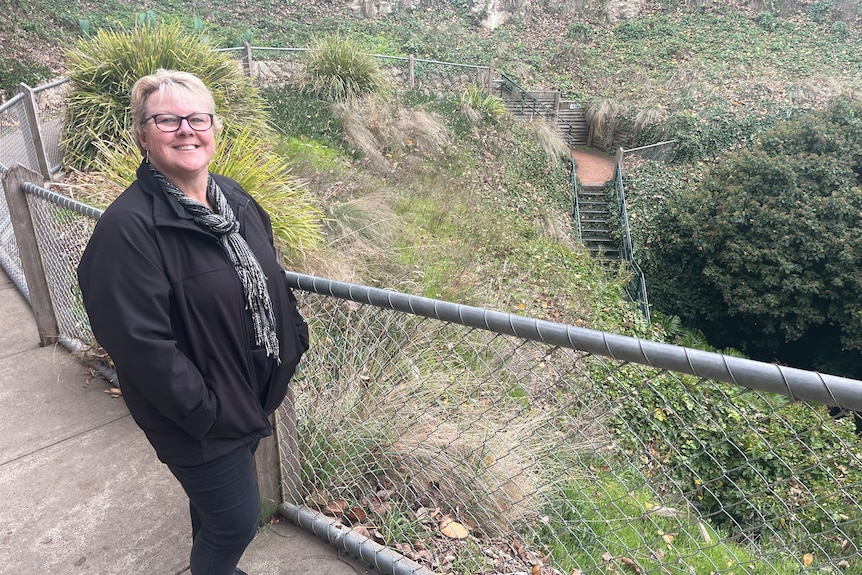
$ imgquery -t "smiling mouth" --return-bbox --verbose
[175,145,199,151]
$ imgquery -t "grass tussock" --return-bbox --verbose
[63,20,268,168]
[334,96,451,171]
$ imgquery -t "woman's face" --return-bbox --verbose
[137,88,216,183]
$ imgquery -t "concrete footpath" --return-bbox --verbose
[0,269,376,575]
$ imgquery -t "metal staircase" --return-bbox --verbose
[493,73,619,260]
[577,183,619,260]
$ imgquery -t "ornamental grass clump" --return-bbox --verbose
[63,20,269,169]
[297,35,389,103]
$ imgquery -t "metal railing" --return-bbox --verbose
[3,168,862,575]
[0,78,70,181]
[609,140,678,323]
[494,73,585,147]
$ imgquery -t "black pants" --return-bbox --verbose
[168,440,260,575]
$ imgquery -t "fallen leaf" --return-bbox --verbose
[105,387,122,398]
[440,519,469,539]
[531,565,541,575]
[619,556,641,573]
[322,499,348,517]
[803,553,814,567]
[662,533,675,544]
[344,507,367,523]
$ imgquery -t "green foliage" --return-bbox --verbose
[538,470,801,574]
[831,20,851,38]
[628,98,862,377]
[756,11,778,31]
[595,364,862,568]
[263,86,345,148]
[566,21,593,43]
[662,105,790,162]
[63,20,269,169]
[807,0,836,23]
[0,58,52,100]
[91,128,323,261]
[296,35,389,103]
[458,85,506,125]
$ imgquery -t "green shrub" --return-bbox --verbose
[296,35,389,103]
[458,85,506,125]
[63,20,269,169]
[756,11,777,31]
[596,365,862,568]
[831,20,850,38]
[807,0,835,23]
[0,57,52,101]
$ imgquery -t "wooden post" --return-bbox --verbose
[278,384,302,504]
[16,84,52,181]
[487,63,494,94]
[408,54,415,90]
[254,384,302,521]
[2,165,60,346]
[242,42,253,77]
[254,412,281,522]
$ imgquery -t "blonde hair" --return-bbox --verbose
[130,69,223,153]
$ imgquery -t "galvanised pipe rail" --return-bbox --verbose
[285,271,862,412]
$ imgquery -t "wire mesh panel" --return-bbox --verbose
[33,78,71,175]
[0,94,38,174]
[282,289,862,575]
[23,183,99,345]
[620,140,677,173]
[410,59,491,96]
[246,47,308,87]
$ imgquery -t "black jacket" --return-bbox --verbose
[77,163,309,466]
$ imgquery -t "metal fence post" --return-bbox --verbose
[16,84,52,181]
[2,165,59,346]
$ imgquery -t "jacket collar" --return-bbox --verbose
[135,161,250,230]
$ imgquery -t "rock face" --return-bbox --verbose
[604,0,645,21]
[473,0,531,29]
[349,0,645,28]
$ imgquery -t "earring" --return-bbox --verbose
[145,149,149,163]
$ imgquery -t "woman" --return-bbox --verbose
[77,69,309,575]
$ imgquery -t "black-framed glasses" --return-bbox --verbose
[148,113,214,133]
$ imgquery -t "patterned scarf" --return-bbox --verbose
[150,166,280,363]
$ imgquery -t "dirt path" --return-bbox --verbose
[571,147,616,185]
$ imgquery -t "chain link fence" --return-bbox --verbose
[20,182,99,346]
[280,276,862,575]
[31,78,71,176]
[0,94,39,175]
[620,140,678,174]
[221,46,493,97]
